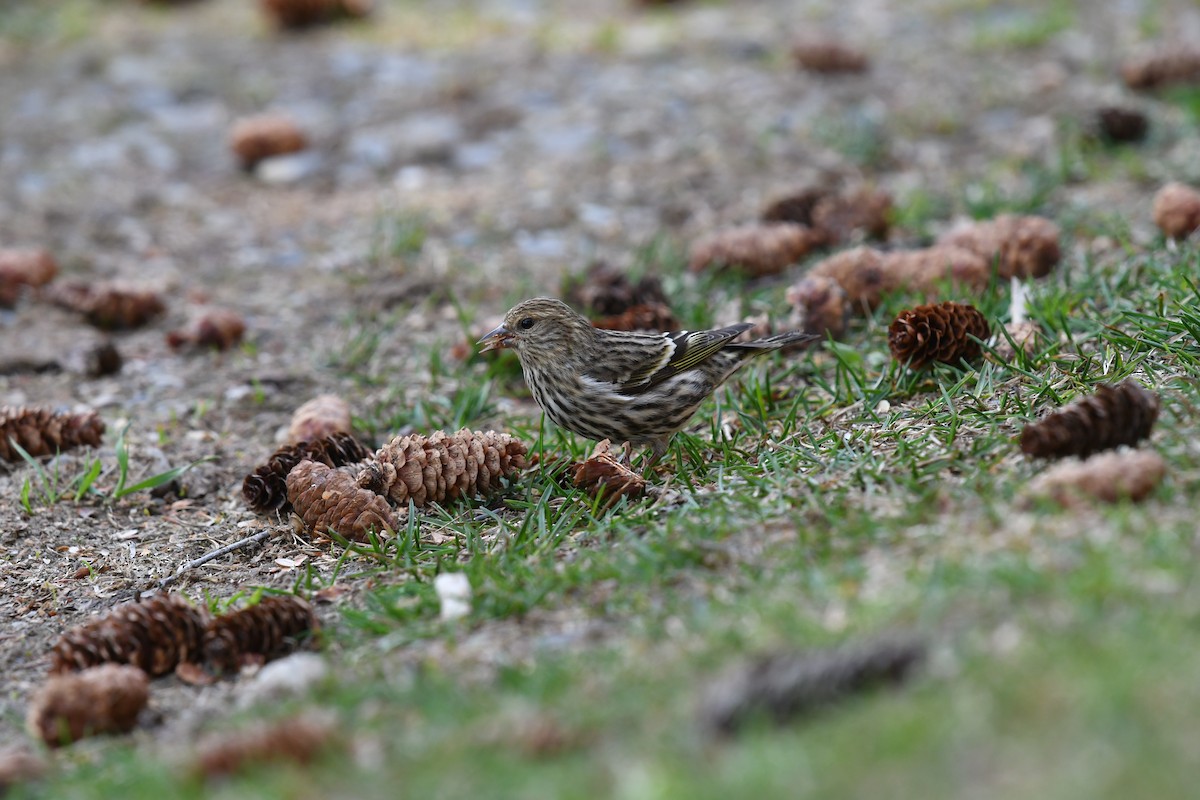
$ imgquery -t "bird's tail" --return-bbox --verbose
[728,330,819,354]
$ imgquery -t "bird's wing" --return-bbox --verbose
[588,324,753,394]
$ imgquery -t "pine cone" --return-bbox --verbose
[44,280,166,330]
[203,596,318,676]
[700,636,925,736]
[361,429,529,507]
[228,113,308,169]
[761,187,828,226]
[888,301,990,369]
[791,37,870,74]
[27,664,149,747]
[0,406,105,462]
[811,188,892,243]
[165,308,246,352]
[571,439,647,509]
[50,594,209,676]
[688,223,825,277]
[243,431,373,513]
[785,275,848,338]
[287,394,353,445]
[807,245,989,310]
[1122,44,1200,90]
[591,302,679,332]
[1094,105,1148,144]
[259,0,371,30]
[938,214,1060,280]
[990,319,1040,362]
[1020,380,1160,459]
[82,339,123,377]
[1152,182,1200,239]
[565,261,669,316]
[0,249,57,307]
[1026,449,1165,508]
[287,459,397,540]
[192,713,336,779]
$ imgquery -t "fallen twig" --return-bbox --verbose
[155,530,273,592]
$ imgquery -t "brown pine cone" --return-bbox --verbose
[565,261,669,316]
[1094,105,1149,144]
[0,747,47,791]
[811,188,892,243]
[571,439,647,509]
[806,245,989,310]
[791,37,870,74]
[286,459,397,540]
[0,249,57,307]
[50,594,209,676]
[688,223,826,277]
[287,394,353,445]
[785,275,848,338]
[1152,182,1200,239]
[44,280,166,330]
[165,308,247,352]
[361,429,529,507]
[938,214,1060,280]
[259,0,370,30]
[243,431,374,513]
[761,187,828,226]
[1026,449,1165,508]
[888,301,990,369]
[591,302,679,332]
[1020,380,1160,460]
[192,713,337,780]
[27,664,149,748]
[203,596,318,676]
[1122,44,1200,90]
[228,113,308,168]
[0,406,105,462]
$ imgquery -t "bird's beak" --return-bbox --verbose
[477,325,512,353]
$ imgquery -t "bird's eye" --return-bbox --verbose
[518,317,535,330]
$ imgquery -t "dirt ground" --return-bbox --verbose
[1,0,1196,750]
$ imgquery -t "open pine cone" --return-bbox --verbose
[359,429,529,507]
[790,37,870,74]
[287,394,353,444]
[192,713,337,780]
[937,214,1060,280]
[165,308,247,352]
[243,431,373,513]
[1152,182,1200,239]
[1122,44,1200,90]
[1026,449,1166,508]
[804,245,989,310]
[1020,380,1160,460]
[27,664,149,748]
[565,261,669,317]
[0,248,57,307]
[0,406,105,462]
[203,596,318,676]
[229,113,308,168]
[888,302,990,369]
[286,459,397,541]
[591,302,679,332]
[50,594,209,676]
[44,280,166,330]
[688,223,826,277]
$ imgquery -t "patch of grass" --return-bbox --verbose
[969,1,1075,51]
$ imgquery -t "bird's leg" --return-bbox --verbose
[640,439,669,473]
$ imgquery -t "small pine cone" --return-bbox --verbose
[810,188,892,243]
[44,280,166,330]
[1019,380,1160,460]
[806,246,891,309]
[888,301,990,369]
[938,214,1060,280]
[0,406,105,462]
[761,187,827,226]
[203,596,318,676]
[990,319,1040,362]
[791,37,870,74]
[806,245,988,310]
[287,459,397,540]
[50,594,209,676]
[243,431,373,513]
[165,308,246,352]
[689,223,825,277]
[1121,44,1200,90]
[1094,105,1148,144]
[287,394,352,445]
[1026,450,1166,508]
[27,664,149,747]
[365,429,529,507]
[192,713,336,780]
[700,636,925,736]
[0,249,57,307]
[785,275,848,338]
[259,0,370,30]
[82,339,123,377]
[1152,182,1200,239]
[229,113,308,168]
[571,439,647,509]
[592,302,679,332]
[0,747,47,791]
[565,261,669,316]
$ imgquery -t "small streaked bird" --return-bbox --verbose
[478,297,817,465]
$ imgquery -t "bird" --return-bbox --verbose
[478,297,817,466]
